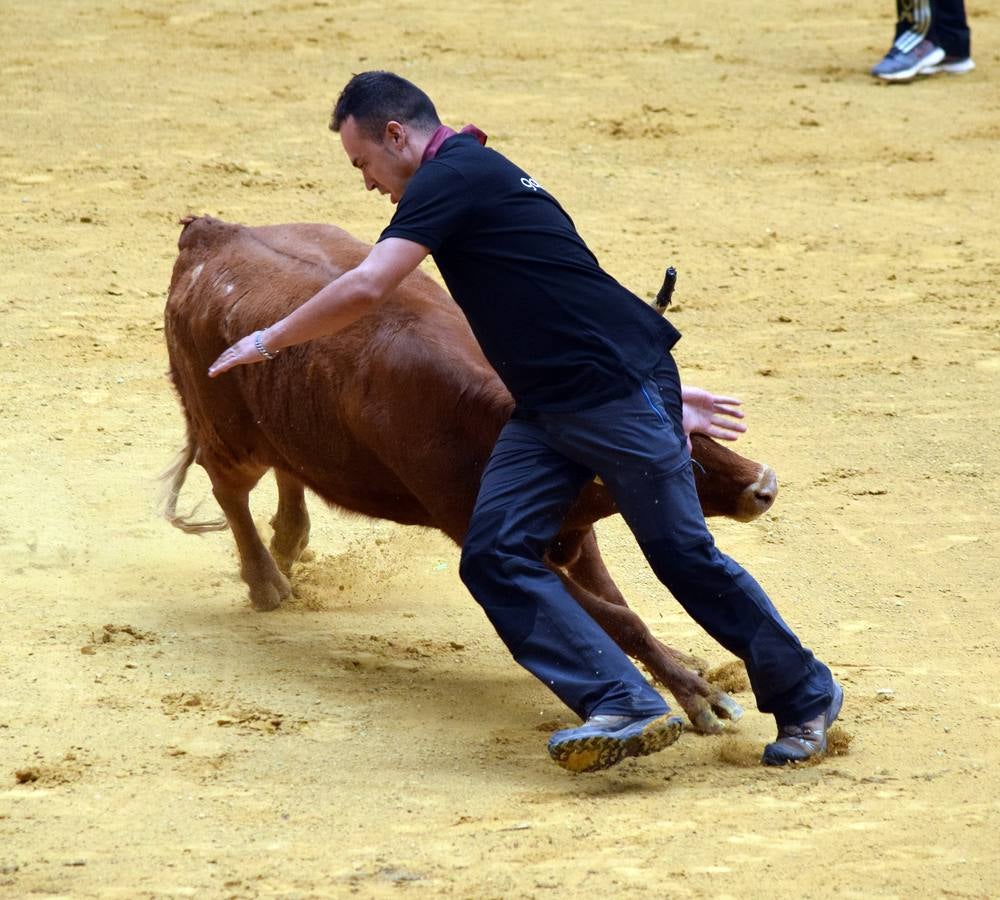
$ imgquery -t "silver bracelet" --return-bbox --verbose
[254,330,278,360]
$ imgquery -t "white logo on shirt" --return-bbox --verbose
[520,176,544,192]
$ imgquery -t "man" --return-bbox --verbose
[209,71,842,772]
[871,0,974,81]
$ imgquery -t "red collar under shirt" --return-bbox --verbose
[421,124,487,163]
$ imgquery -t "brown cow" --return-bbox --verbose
[162,215,778,733]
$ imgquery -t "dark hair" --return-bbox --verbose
[330,71,441,140]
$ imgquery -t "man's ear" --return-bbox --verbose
[385,120,406,148]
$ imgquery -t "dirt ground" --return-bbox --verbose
[2,0,999,897]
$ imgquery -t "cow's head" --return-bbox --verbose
[690,433,777,522]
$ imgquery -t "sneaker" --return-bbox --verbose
[871,40,945,81]
[548,712,683,773]
[762,682,844,766]
[922,55,976,75]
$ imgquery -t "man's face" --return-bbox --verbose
[340,116,419,205]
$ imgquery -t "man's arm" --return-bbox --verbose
[208,237,429,377]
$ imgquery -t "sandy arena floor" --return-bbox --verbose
[2,1,999,897]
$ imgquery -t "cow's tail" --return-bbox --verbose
[158,437,229,534]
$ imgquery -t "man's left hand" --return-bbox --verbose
[681,386,747,445]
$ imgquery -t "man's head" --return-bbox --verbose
[331,71,441,204]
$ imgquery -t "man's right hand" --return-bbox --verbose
[208,332,268,377]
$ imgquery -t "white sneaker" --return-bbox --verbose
[922,56,976,75]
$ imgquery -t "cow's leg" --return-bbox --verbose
[204,460,291,611]
[270,469,311,575]
[553,528,711,674]
[550,529,743,734]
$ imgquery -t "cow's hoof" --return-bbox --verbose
[685,692,744,734]
[713,693,744,722]
[270,536,309,576]
[688,704,724,734]
[249,573,291,611]
[271,551,295,577]
[250,586,283,611]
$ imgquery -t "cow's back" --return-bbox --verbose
[165,216,511,530]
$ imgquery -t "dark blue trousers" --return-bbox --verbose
[893,0,971,58]
[459,353,835,726]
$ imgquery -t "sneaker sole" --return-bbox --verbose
[548,715,683,773]
[922,58,975,75]
[875,47,945,81]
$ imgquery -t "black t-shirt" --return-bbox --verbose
[379,133,681,413]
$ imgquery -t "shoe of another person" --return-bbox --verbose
[871,40,945,81]
[922,55,976,75]
[548,712,683,773]
[762,682,844,766]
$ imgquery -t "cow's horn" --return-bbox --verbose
[655,266,677,311]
